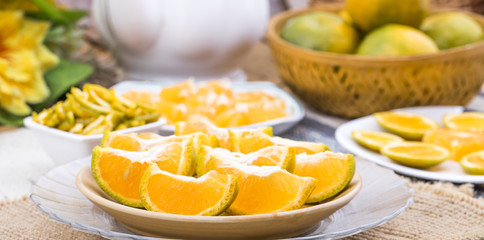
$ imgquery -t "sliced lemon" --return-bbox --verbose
[380,141,449,168]
[293,152,355,203]
[91,139,195,207]
[374,111,439,140]
[139,163,238,215]
[352,130,404,151]
[459,150,484,175]
[443,112,484,133]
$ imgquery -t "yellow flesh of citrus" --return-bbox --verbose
[214,163,316,215]
[459,150,484,175]
[443,112,484,133]
[422,129,484,161]
[293,152,355,203]
[139,164,239,215]
[374,111,439,140]
[91,139,195,207]
[380,141,449,168]
[352,130,404,151]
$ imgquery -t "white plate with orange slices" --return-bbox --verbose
[111,80,305,136]
[335,106,484,184]
[31,125,413,239]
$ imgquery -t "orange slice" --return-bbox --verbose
[422,129,484,160]
[229,131,329,154]
[91,139,196,207]
[443,112,484,133]
[380,141,449,168]
[214,162,316,215]
[139,163,238,215]
[352,130,404,151]
[293,152,355,203]
[197,146,296,176]
[374,111,439,140]
[459,150,484,175]
[176,116,272,150]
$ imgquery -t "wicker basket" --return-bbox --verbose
[266,7,484,118]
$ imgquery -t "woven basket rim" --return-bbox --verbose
[267,6,484,64]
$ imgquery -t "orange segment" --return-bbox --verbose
[214,163,316,215]
[293,152,355,203]
[459,150,484,175]
[197,146,296,176]
[270,137,330,154]
[422,129,484,160]
[443,112,484,133]
[352,130,404,151]
[374,111,439,140]
[380,141,449,168]
[124,79,288,127]
[139,164,238,215]
[91,140,196,207]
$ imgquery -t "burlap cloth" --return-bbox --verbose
[0,180,483,240]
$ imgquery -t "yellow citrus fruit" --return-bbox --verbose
[421,12,483,50]
[91,139,196,207]
[197,145,296,176]
[206,160,316,215]
[139,163,238,215]
[293,152,355,203]
[125,80,288,127]
[352,130,404,151]
[459,150,484,175]
[422,129,484,160]
[374,111,439,140]
[229,131,329,155]
[380,141,449,168]
[443,112,484,133]
[346,0,430,32]
[280,11,360,53]
[451,138,484,162]
[357,24,438,56]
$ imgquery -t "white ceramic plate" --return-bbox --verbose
[335,106,484,184]
[111,81,305,135]
[31,157,412,240]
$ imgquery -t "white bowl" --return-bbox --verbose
[23,117,166,165]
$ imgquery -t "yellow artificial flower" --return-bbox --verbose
[0,11,59,116]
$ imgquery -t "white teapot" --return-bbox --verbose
[91,0,269,81]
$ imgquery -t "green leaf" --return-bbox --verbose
[31,59,94,112]
[29,0,69,25]
[27,9,87,26]
[0,108,26,126]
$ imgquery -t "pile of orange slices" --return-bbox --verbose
[352,111,484,174]
[121,80,288,128]
[91,120,356,216]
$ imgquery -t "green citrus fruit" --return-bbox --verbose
[346,0,430,32]
[420,12,483,50]
[281,11,360,54]
[357,24,439,56]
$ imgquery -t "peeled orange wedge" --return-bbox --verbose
[139,164,238,215]
[374,111,439,140]
[459,150,484,175]
[293,152,355,203]
[443,112,484,133]
[197,145,296,175]
[380,141,449,168]
[91,139,195,207]
[352,130,404,151]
